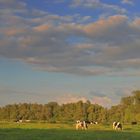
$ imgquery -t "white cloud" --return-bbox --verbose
[92,96,112,107]
[54,94,112,107]
[71,0,126,14]
[88,86,138,107]
[1,14,140,76]
[54,94,88,104]
[0,0,140,76]
[121,0,134,5]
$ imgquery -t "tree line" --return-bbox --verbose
[0,90,140,123]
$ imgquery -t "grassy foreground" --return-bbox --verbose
[0,122,140,140]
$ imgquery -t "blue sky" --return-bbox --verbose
[0,0,140,107]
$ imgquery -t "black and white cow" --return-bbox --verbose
[76,120,93,130]
[92,121,98,124]
[113,122,123,130]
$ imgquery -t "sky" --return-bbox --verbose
[0,0,140,107]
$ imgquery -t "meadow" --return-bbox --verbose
[0,121,140,140]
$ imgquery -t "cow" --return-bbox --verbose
[16,119,23,123]
[113,122,123,130]
[25,119,31,122]
[76,120,93,130]
[76,120,83,130]
[92,121,98,124]
[113,122,117,129]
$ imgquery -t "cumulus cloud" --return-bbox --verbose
[121,0,134,5]
[71,0,126,14]
[0,0,140,76]
[54,94,88,104]
[92,96,112,107]
[1,15,140,76]
[51,86,138,107]
[87,86,138,107]
[54,94,112,107]
[0,0,26,9]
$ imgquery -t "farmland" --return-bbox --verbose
[0,122,140,140]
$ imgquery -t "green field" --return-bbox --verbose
[0,122,140,140]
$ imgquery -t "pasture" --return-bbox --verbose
[0,121,140,140]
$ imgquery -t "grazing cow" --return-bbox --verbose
[113,122,123,130]
[16,119,23,123]
[92,121,98,124]
[76,120,83,130]
[25,120,31,122]
[113,122,117,129]
[76,120,93,130]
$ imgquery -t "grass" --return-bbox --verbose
[0,122,140,140]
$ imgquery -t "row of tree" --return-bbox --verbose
[0,90,140,123]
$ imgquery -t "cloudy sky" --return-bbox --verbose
[0,0,140,107]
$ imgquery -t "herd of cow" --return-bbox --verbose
[76,120,123,130]
[15,119,137,130]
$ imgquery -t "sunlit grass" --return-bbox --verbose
[0,121,140,140]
